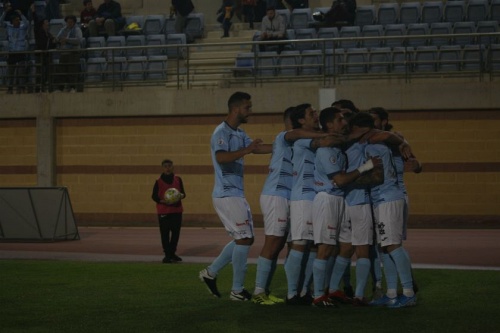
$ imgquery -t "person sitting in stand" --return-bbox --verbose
[87,0,124,37]
[80,0,97,37]
[259,6,286,53]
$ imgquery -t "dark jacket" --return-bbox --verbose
[172,0,194,17]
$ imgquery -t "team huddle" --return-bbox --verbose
[199,91,422,308]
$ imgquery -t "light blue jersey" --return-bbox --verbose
[261,131,294,199]
[393,152,407,195]
[211,121,253,198]
[314,146,345,197]
[365,143,405,206]
[290,138,316,201]
[344,141,371,206]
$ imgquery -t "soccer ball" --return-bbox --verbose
[164,188,181,205]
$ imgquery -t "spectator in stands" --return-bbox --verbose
[314,0,356,28]
[45,0,61,21]
[55,15,82,93]
[80,0,97,37]
[217,0,235,38]
[31,3,57,92]
[260,6,286,53]
[281,0,309,12]
[0,6,29,94]
[171,0,194,34]
[88,0,124,37]
[241,0,256,29]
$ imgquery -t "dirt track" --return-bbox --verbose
[1,227,499,269]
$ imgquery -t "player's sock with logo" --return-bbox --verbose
[265,258,278,292]
[284,249,304,299]
[328,255,350,291]
[254,256,272,295]
[301,251,316,296]
[390,247,415,297]
[312,258,327,298]
[381,252,398,298]
[354,258,371,298]
[208,240,235,276]
[231,244,251,292]
[324,256,335,290]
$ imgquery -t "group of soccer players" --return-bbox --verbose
[199,91,421,309]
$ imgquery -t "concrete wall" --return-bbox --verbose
[1,82,499,228]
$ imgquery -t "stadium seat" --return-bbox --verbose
[164,18,176,36]
[122,15,145,35]
[84,57,106,82]
[294,28,317,51]
[300,49,322,75]
[476,21,499,46]
[414,45,438,72]
[489,44,500,71]
[466,0,489,24]
[124,55,147,80]
[399,2,421,25]
[317,27,338,49]
[277,50,300,76]
[34,1,46,20]
[146,34,166,56]
[391,46,413,73]
[105,56,126,81]
[49,18,65,37]
[429,22,452,46]
[165,33,187,59]
[384,24,406,48]
[276,9,291,29]
[462,44,485,71]
[367,47,391,73]
[143,15,165,36]
[185,13,205,40]
[325,48,344,75]
[256,51,278,76]
[345,48,368,74]
[406,23,429,47]
[438,45,461,72]
[125,35,146,57]
[491,0,500,21]
[339,26,361,49]
[355,5,376,27]
[421,1,443,24]
[362,25,384,49]
[377,3,399,26]
[86,36,106,58]
[452,21,476,46]
[443,1,465,23]
[290,8,312,29]
[233,52,255,76]
[146,55,168,80]
[105,36,126,58]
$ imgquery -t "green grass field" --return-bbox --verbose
[1,260,499,333]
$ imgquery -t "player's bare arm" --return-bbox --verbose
[284,128,328,143]
[310,134,346,149]
[215,139,265,163]
[333,157,383,187]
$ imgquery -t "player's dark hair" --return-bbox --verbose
[290,103,311,129]
[332,99,359,113]
[227,91,251,111]
[349,111,374,130]
[161,159,173,165]
[319,107,342,132]
[83,0,92,5]
[369,107,393,131]
[283,106,295,122]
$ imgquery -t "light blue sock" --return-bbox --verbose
[324,256,336,290]
[312,259,327,298]
[284,249,304,299]
[208,240,235,276]
[390,247,414,296]
[381,252,398,298]
[354,258,371,298]
[301,251,316,296]
[231,244,251,292]
[265,258,278,293]
[329,256,350,291]
[255,256,272,293]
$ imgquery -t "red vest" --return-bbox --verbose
[156,176,183,214]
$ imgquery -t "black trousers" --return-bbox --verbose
[158,213,182,257]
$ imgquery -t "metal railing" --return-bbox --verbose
[0,31,499,92]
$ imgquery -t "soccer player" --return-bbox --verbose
[252,106,330,305]
[311,107,382,307]
[349,112,418,308]
[199,91,272,301]
[284,104,340,305]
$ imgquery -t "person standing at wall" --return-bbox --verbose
[171,0,194,34]
[151,159,186,264]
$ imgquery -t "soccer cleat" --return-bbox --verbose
[162,256,173,264]
[312,295,336,308]
[328,290,352,304]
[387,294,417,308]
[267,293,285,304]
[230,289,252,301]
[369,294,398,307]
[352,297,370,307]
[286,295,302,305]
[199,268,221,298]
[252,293,275,305]
[172,254,183,262]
